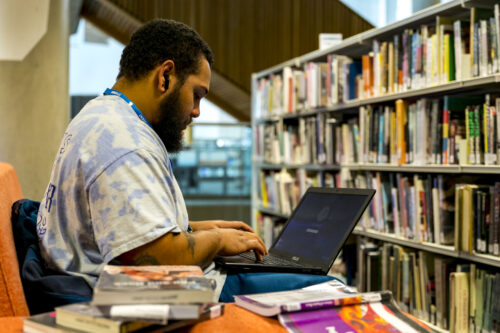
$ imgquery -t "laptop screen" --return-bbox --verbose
[271,188,374,267]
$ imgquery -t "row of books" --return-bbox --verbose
[342,169,500,257]
[24,265,222,333]
[258,169,335,215]
[235,280,434,332]
[254,5,500,117]
[345,171,456,245]
[358,240,500,332]
[339,95,500,166]
[255,113,337,165]
[257,94,500,167]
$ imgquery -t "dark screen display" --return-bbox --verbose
[273,192,368,264]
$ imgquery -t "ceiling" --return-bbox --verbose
[79,0,373,121]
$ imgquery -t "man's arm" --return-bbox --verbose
[118,227,268,268]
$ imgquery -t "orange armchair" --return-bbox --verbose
[0,162,29,330]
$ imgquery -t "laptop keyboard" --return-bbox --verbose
[238,252,303,267]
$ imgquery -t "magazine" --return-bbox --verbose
[278,297,435,333]
[91,265,215,305]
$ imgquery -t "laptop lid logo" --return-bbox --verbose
[292,256,300,261]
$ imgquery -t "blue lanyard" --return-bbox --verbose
[104,88,153,129]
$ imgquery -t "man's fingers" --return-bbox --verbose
[254,249,263,261]
[246,235,267,256]
[238,223,254,233]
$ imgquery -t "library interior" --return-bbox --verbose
[2,0,500,332]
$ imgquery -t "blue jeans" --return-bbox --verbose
[219,272,338,302]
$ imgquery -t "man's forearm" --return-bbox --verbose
[119,229,222,268]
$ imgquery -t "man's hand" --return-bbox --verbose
[215,228,268,261]
[190,220,254,233]
[190,220,267,260]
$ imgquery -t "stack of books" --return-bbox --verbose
[23,265,224,333]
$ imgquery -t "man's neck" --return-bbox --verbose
[111,78,157,125]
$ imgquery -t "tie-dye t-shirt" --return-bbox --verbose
[37,95,189,286]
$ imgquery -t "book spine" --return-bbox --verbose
[442,109,450,164]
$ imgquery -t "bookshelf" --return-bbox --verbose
[251,0,500,331]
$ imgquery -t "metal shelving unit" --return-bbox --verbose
[251,6,500,330]
[354,228,500,269]
[352,228,459,258]
[255,161,341,171]
[250,1,500,332]
[254,161,500,174]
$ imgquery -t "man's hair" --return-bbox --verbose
[118,19,214,83]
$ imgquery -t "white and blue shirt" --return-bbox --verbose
[37,94,189,286]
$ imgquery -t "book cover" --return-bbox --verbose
[361,54,373,98]
[92,265,215,305]
[235,281,390,318]
[395,99,407,165]
[278,292,433,333]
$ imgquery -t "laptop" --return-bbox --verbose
[214,187,375,274]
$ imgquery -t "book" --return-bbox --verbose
[24,311,78,333]
[235,280,387,317]
[449,272,469,333]
[91,265,215,305]
[277,287,433,333]
[23,304,225,333]
[55,302,155,333]
[56,301,207,326]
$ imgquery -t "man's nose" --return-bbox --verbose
[192,105,200,118]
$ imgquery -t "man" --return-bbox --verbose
[37,19,331,302]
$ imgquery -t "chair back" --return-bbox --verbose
[0,162,29,316]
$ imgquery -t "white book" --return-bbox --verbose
[454,20,463,81]
[480,20,488,77]
[263,216,274,248]
[235,280,385,317]
[282,66,293,113]
[91,266,215,306]
[432,187,441,245]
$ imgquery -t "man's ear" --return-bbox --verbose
[158,60,175,93]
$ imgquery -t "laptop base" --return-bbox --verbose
[214,256,325,275]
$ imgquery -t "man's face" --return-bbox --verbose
[153,58,210,153]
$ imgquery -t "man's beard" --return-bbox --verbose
[153,86,189,153]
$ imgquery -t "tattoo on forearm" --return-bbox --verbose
[185,232,196,258]
[133,254,160,265]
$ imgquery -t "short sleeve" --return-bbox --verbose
[88,149,188,262]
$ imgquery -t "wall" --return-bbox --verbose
[0,0,69,200]
[108,0,374,93]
